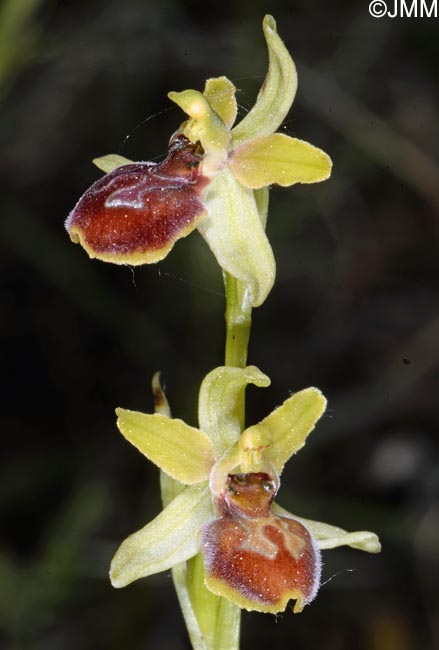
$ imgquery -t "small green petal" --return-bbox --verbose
[198,166,275,307]
[272,504,381,554]
[92,153,133,174]
[230,133,332,189]
[110,484,213,587]
[231,15,297,147]
[116,409,215,484]
[203,76,237,129]
[198,365,270,456]
[168,89,229,175]
[244,387,327,473]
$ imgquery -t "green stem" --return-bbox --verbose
[224,272,252,433]
[224,272,252,368]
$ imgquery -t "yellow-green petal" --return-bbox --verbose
[203,76,237,130]
[110,484,212,587]
[272,504,382,554]
[243,387,327,473]
[198,365,271,456]
[231,15,297,147]
[198,166,276,307]
[92,153,133,174]
[116,409,215,484]
[230,133,332,189]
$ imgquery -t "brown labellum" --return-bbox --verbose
[201,472,321,614]
[66,135,208,264]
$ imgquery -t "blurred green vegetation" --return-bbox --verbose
[0,0,43,94]
[0,0,437,648]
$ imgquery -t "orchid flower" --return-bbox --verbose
[110,367,380,617]
[65,15,331,307]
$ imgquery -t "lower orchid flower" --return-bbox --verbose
[110,366,380,615]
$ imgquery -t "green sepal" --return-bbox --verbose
[317,529,381,553]
[198,365,270,456]
[272,503,382,554]
[243,387,327,473]
[110,484,213,587]
[230,133,332,189]
[92,153,133,173]
[231,15,297,147]
[197,166,275,307]
[116,409,215,484]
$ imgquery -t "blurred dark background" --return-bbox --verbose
[1,0,438,648]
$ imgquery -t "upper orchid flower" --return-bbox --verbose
[66,15,331,307]
[110,367,380,617]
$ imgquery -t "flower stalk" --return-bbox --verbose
[224,273,252,370]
